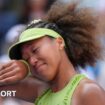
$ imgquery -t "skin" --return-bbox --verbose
[0,76,48,102]
[72,78,105,105]
[0,36,105,105]
[0,60,29,85]
[21,36,76,91]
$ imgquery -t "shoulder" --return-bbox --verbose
[72,78,105,105]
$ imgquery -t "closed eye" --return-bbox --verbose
[22,54,29,62]
[23,57,29,62]
[32,47,39,54]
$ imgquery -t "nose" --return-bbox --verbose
[29,56,38,66]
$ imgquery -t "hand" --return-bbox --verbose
[0,60,29,86]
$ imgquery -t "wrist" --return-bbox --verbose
[19,60,31,76]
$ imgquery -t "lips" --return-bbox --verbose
[35,63,46,71]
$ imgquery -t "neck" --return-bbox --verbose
[50,53,77,92]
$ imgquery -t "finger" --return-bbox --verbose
[0,61,13,71]
[0,69,18,80]
[0,64,5,70]
[0,75,19,86]
[0,63,5,69]
[0,64,16,75]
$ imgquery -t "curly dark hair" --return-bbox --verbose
[26,1,101,68]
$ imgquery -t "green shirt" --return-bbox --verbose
[35,74,86,105]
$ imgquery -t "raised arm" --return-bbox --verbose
[0,60,48,102]
[0,76,48,102]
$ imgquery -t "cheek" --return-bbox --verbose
[43,44,61,65]
[44,47,61,71]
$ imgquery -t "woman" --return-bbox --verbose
[0,1,105,105]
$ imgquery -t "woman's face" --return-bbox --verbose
[21,36,64,81]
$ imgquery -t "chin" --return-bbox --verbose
[38,75,54,82]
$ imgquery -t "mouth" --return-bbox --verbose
[35,63,46,71]
[31,63,48,80]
